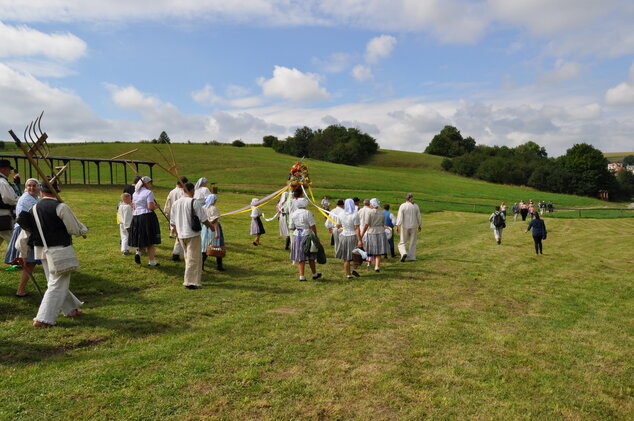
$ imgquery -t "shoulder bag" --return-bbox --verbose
[32,205,80,275]
[190,198,202,232]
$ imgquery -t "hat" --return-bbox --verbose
[0,159,14,169]
[40,179,61,194]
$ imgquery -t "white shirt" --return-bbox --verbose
[289,208,316,236]
[169,197,208,239]
[337,212,360,237]
[357,206,372,227]
[117,203,133,229]
[396,201,422,229]
[33,197,88,259]
[164,186,184,218]
[132,188,154,216]
[325,206,345,230]
[0,174,18,217]
[194,186,211,205]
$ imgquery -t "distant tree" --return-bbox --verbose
[424,126,475,157]
[615,167,634,200]
[558,143,612,197]
[232,139,246,147]
[623,155,634,166]
[262,135,278,147]
[0,141,5,149]
[440,158,453,171]
[158,131,171,144]
[293,126,314,157]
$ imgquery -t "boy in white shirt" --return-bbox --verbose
[117,193,133,255]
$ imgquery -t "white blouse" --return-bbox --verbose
[289,209,316,236]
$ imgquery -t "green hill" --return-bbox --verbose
[3,142,623,211]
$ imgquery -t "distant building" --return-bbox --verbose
[608,162,623,172]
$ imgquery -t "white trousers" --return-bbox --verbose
[181,236,202,287]
[398,227,418,260]
[493,228,503,240]
[34,258,83,325]
[119,223,130,252]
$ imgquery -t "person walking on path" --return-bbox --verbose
[249,198,265,246]
[360,198,390,272]
[170,183,213,289]
[31,181,88,327]
[129,176,161,267]
[525,212,547,255]
[164,176,188,262]
[0,159,19,253]
[395,193,422,262]
[520,200,529,221]
[289,198,322,281]
[489,205,506,245]
[5,178,40,297]
[335,199,363,279]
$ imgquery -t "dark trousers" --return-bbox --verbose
[521,209,528,221]
[532,236,543,254]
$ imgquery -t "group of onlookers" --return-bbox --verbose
[490,200,548,254]
[511,200,554,222]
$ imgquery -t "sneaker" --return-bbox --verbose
[134,254,141,264]
[351,270,360,277]
[400,254,407,262]
[312,272,322,280]
[299,276,306,282]
[346,275,353,279]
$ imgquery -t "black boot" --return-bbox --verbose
[217,258,225,271]
[285,237,290,250]
[201,253,207,271]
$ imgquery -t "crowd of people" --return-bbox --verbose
[490,200,548,253]
[1,160,554,327]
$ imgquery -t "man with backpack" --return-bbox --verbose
[489,205,506,245]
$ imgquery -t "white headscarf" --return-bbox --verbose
[344,198,356,214]
[194,177,207,190]
[250,198,260,217]
[370,198,380,209]
[296,198,308,209]
[135,176,152,193]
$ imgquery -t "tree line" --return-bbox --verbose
[427,125,634,201]
[262,125,379,165]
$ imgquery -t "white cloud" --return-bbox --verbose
[605,62,634,105]
[351,65,373,82]
[191,84,224,106]
[0,21,86,60]
[365,35,396,64]
[258,65,329,102]
[538,60,581,85]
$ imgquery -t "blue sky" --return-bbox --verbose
[1,1,634,156]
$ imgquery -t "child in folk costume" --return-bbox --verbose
[117,193,134,255]
[250,198,265,246]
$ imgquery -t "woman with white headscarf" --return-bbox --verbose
[360,198,389,272]
[5,178,41,296]
[200,194,225,271]
[129,176,161,266]
[276,191,290,250]
[289,198,322,281]
[193,177,211,206]
[335,198,363,279]
[249,198,265,246]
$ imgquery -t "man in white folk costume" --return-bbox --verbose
[395,193,422,262]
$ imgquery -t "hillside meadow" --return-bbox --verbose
[0,145,632,419]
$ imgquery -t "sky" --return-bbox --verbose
[1,1,634,157]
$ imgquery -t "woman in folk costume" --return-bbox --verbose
[360,198,390,272]
[289,198,321,281]
[5,178,41,297]
[335,199,363,279]
[129,176,161,266]
[276,191,291,250]
[200,194,225,271]
[249,198,265,246]
[193,177,211,206]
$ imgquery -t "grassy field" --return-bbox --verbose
[604,152,634,162]
[1,143,625,212]
[0,184,632,420]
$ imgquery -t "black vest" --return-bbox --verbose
[31,199,72,247]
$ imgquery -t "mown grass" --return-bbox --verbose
[0,185,632,420]
[2,143,624,211]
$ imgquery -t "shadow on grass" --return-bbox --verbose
[0,315,175,366]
